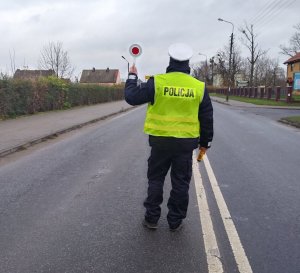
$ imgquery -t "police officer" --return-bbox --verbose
[124,43,213,231]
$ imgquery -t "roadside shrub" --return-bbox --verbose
[0,77,124,119]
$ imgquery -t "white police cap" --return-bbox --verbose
[168,43,193,61]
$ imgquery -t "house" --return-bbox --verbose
[213,73,223,87]
[213,73,248,88]
[235,73,249,87]
[80,68,121,86]
[13,69,55,80]
[283,52,300,87]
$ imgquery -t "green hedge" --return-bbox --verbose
[0,76,124,119]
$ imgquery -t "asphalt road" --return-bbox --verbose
[206,103,300,273]
[0,103,299,273]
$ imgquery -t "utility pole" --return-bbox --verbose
[218,18,235,102]
[273,67,277,87]
[229,31,234,85]
[228,31,234,102]
[210,57,215,86]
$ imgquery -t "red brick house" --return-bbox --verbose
[80,68,121,86]
[13,69,55,80]
[283,52,300,86]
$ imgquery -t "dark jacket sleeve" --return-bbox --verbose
[124,73,154,105]
[198,89,214,148]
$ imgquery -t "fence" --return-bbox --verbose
[214,86,300,103]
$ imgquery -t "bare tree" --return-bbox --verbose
[254,56,285,87]
[39,41,74,78]
[280,23,300,57]
[215,51,228,86]
[0,71,10,80]
[9,49,16,76]
[240,23,266,87]
[191,61,209,83]
[215,43,243,87]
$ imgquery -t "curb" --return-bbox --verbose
[211,98,231,106]
[278,119,300,129]
[0,106,134,158]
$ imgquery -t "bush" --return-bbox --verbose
[0,77,124,119]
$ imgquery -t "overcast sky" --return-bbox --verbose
[0,0,299,80]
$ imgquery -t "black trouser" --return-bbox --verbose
[144,146,193,228]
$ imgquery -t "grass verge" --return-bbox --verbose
[210,93,300,107]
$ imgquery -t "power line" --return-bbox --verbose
[253,0,287,25]
[256,0,296,31]
[245,0,289,34]
[255,0,294,27]
[249,0,280,24]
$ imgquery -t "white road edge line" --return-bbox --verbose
[192,152,224,273]
[203,155,253,273]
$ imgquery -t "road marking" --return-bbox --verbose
[192,153,224,273]
[203,155,253,273]
[114,107,252,272]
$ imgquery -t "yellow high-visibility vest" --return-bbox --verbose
[144,72,205,138]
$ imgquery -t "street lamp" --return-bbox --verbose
[209,57,215,86]
[218,18,235,102]
[199,53,208,82]
[198,53,207,63]
[121,55,129,74]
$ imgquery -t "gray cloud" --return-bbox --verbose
[0,0,299,80]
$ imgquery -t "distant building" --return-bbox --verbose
[80,68,121,86]
[235,73,249,87]
[213,73,248,88]
[283,52,300,87]
[13,69,55,80]
[213,74,223,87]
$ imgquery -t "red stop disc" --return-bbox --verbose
[131,47,140,55]
[129,44,142,57]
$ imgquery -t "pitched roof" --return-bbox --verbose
[283,52,300,64]
[13,69,55,79]
[80,68,119,83]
